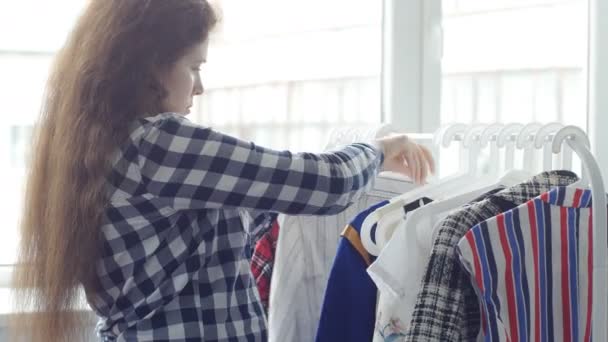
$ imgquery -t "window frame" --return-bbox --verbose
[388,0,607,178]
[0,266,10,288]
[382,0,442,133]
[0,1,388,287]
[2,0,608,306]
[588,3,608,336]
[589,0,608,180]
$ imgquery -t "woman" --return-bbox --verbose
[12,0,434,341]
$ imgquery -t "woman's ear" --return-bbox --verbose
[151,67,164,90]
[149,65,168,97]
[142,71,168,114]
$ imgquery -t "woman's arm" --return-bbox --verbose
[137,114,384,215]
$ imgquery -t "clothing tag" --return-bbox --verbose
[402,197,433,215]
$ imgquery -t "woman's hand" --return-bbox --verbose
[375,133,435,185]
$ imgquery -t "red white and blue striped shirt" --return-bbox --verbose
[458,187,596,342]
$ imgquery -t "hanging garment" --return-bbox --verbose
[316,197,432,342]
[268,177,416,342]
[368,193,488,342]
[243,212,279,260]
[458,187,597,342]
[405,170,578,342]
[315,201,387,342]
[250,217,281,313]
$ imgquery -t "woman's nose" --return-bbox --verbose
[193,78,204,96]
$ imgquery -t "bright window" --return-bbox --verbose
[438,0,589,176]
[0,0,383,265]
[0,0,88,267]
[442,0,587,127]
[194,0,383,151]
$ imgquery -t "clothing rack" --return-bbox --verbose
[437,123,606,340]
[326,121,607,338]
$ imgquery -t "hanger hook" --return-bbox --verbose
[497,123,525,148]
[436,123,469,148]
[552,125,591,184]
[374,123,399,139]
[552,126,591,152]
[534,122,564,149]
[516,122,543,149]
[462,124,488,148]
[479,123,505,148]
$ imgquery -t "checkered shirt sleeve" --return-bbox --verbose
[90,113,384,341]
[138,113,384,214]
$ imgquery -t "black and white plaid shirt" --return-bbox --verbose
[87,113,383,341]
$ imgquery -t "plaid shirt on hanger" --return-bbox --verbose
[250,217,281,312]
[88,113,383,341]
[243,211,279,260]
[405,170,578,341]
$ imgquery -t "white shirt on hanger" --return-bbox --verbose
[268,175,415,342]
[367,185,499,342]
[367,211,445,341]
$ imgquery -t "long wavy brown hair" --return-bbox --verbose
[11,1,217,341]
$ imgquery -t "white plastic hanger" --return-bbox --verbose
[516,122,543,172]
[369,125,497,254]
[497,123,525,173]
[375,183,494,253]
[534,122,564,171]
[375,123,534,255]
[399,167,532,253]
[429,123,501,195]
[375,162,533,254]
[370,124,535,255]
[461,123,534,190]
[435,123,470,179]
[557,127,574,171]
[321,123,415,255]
[552,126,607,342]
[561,140,574,171]
[479,123,505,178]
[360,123,473,255]
[455,124,517,191]
[462,124,489,177]
[495,123,535,182]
